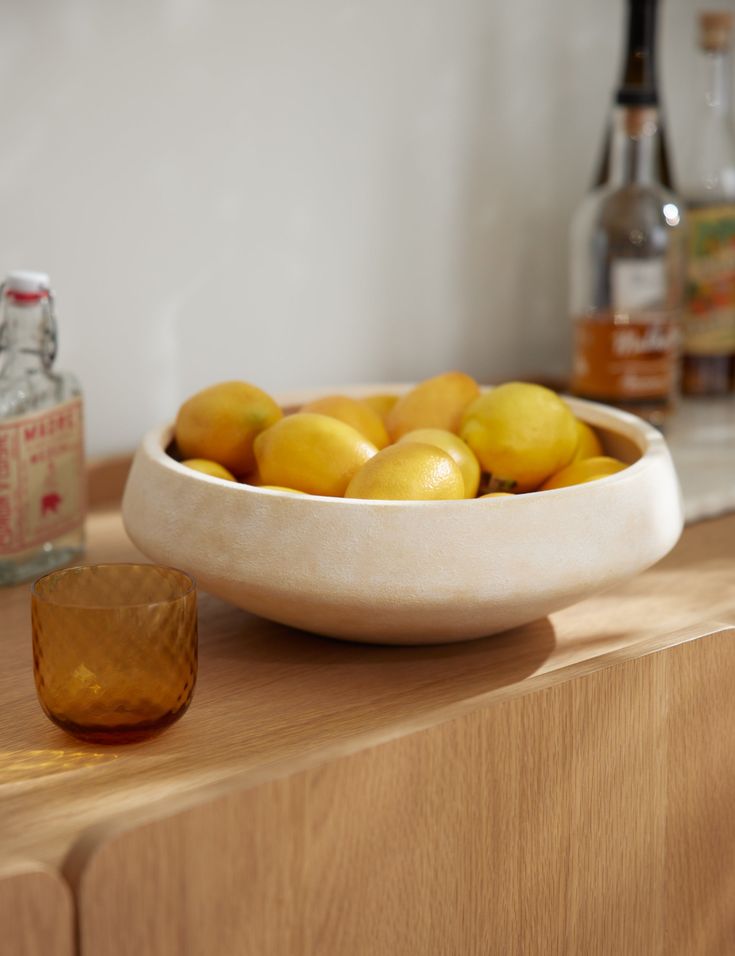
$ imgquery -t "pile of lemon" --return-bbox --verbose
[173,372,627,500]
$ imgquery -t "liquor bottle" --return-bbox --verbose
[595,0,674,190]
[0,271,85,585]
[680,12,735,396]
[570,101,686,427]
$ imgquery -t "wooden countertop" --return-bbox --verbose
[1,468,735,880]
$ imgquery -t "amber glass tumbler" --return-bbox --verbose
[32,563,197,744]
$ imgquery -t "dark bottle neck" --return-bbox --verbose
[595,0,673,190]
[617,0,661,106]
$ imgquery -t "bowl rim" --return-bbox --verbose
[139,386,671,507]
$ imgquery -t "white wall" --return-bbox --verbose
[0,0,716,455]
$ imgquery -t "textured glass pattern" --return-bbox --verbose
[32,564,197,744]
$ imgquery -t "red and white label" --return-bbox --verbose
[0,397,85,556]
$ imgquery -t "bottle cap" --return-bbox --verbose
[700,12,733,52]
[5,270,51,302]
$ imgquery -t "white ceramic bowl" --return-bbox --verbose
[121,387,684,645]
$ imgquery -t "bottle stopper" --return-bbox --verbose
[700,12,733,52]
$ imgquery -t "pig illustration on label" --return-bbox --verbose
[41,491,62,515]
[40,462,63,518]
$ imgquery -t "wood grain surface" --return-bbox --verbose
[0,860,74,956]
[71,628,735,956]
[1,509,735,875]
[1,489,735,955]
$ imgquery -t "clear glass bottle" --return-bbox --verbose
[680,11,735,396]
[0,271,85,585]
[570,105,687,427]
[595,0,674,190]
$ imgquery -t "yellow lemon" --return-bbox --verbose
[480,492,514,498]
[253,413,377,497]
[459,382,578,492]
[181,458,237,482]
[362,393,399,421]
[571,418,604,462]
[397,428,480,498]
[540,456,627,491]
[386,371,480,440]
[175,381,282,478]
[345,442,465,500]
[301,394,389,449]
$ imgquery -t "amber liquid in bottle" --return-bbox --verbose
[570,105,686,428]
[572,311,679,422]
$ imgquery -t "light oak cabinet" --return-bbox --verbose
[2,478,735,955]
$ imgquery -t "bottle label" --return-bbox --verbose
[0,397,85,556]
[612,259,667,310]
[571,312,679,401]
[684,204,735,355]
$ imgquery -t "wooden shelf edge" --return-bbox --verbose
[0,858,75,956]
[62,618,735,894]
